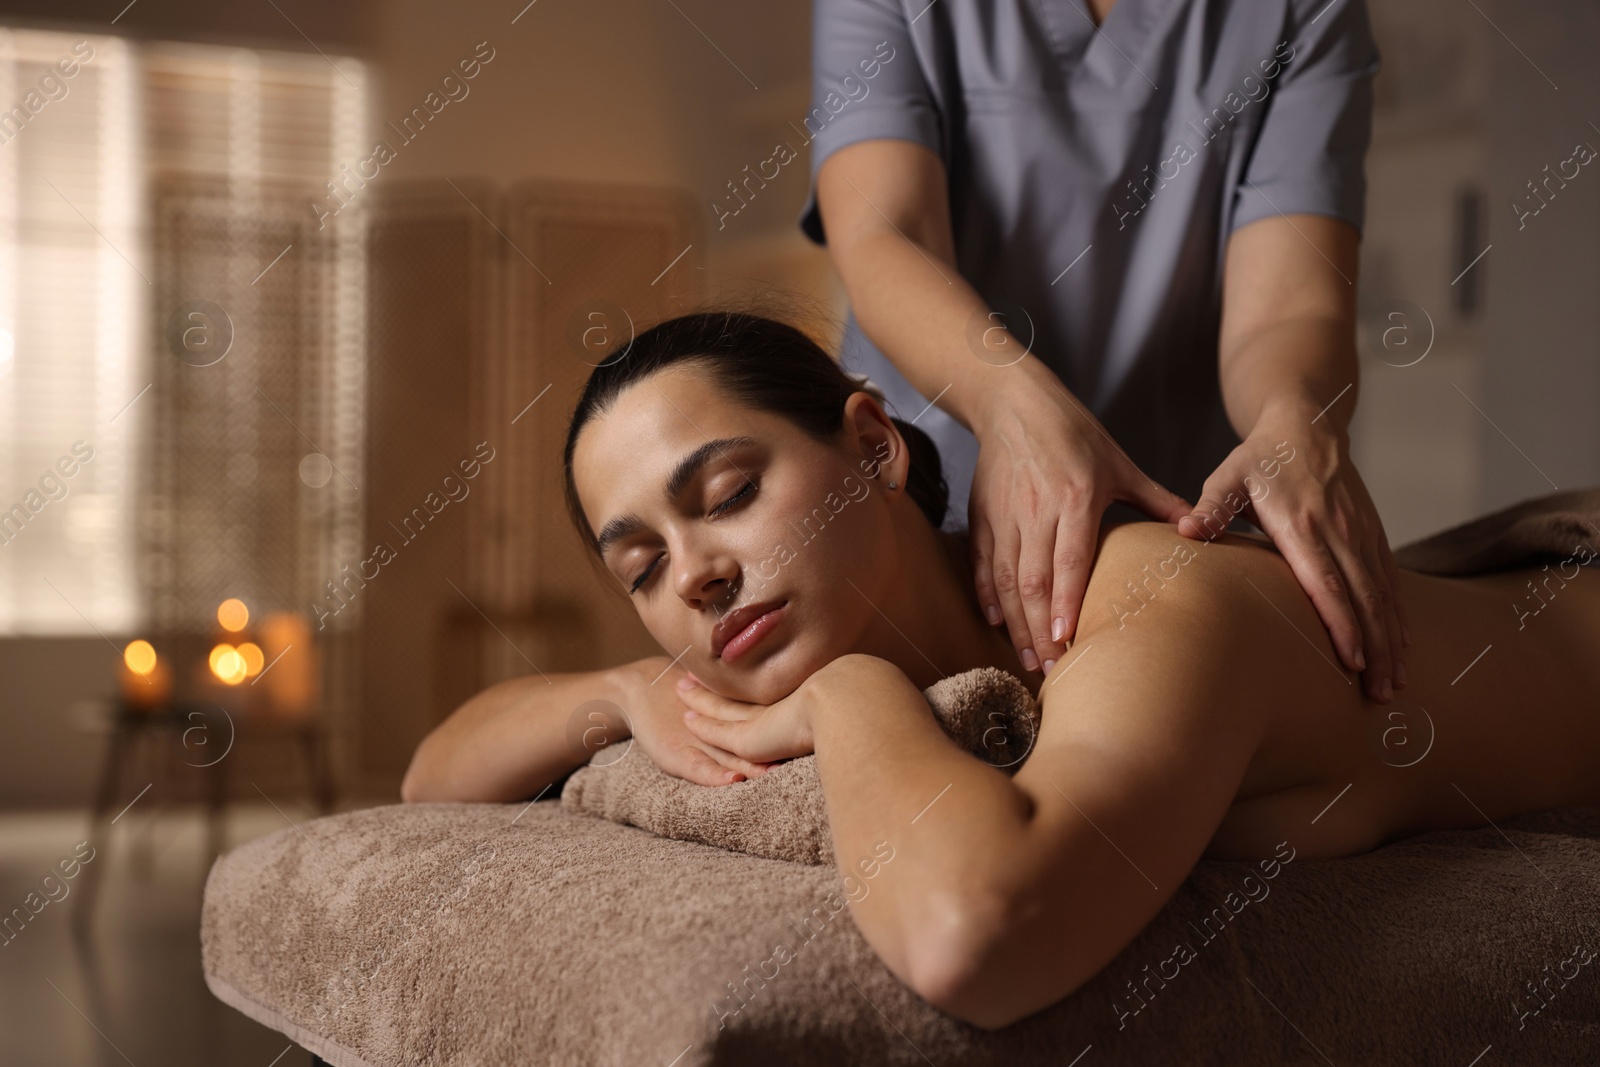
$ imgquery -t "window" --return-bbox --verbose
[0,27,367,635]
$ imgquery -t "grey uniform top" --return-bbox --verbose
[797,0,1379,531]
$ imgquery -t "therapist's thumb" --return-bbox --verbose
[1177,494,1242,542]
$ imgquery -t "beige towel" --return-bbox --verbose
[560,665,1037,865]
[1393,486,1600,574]
[203,800,1600,1066]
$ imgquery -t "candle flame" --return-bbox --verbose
[217,598,249,633]
[209,643,248,685]
[123,639,157,676]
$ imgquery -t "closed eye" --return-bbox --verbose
[710,479,756,517]
[628,480,758,594]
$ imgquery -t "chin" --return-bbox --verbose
[715,640,825,705]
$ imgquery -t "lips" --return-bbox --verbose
[711,600,787,660]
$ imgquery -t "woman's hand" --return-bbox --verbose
[969,358,1193,675]
[675,670,821,766]
[613,657,774,785]
[1177,412,1409,703]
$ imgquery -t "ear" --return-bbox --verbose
[841,391,910,493]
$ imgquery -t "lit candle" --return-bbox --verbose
[119,639,172,710]
[258,612,317,719]
[217,598,249,633]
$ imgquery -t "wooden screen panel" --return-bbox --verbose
[357,181,497,785]
[502,180,703,673]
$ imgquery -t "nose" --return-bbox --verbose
[672,535,741,611]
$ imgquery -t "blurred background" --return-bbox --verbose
[0,0,1593,1062]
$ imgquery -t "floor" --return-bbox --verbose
[0,801,367,1066]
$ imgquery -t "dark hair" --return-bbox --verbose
[562,309,949,561]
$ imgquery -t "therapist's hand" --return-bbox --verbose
[1178,407,1409,704]
[969,357,1193,674]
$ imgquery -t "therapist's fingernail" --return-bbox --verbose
[1402,625,1412,648]
[1043,658,1056,675]
[985,604,1002,626]
[1354,648,1366,672]
[1020,648,1040,672]
[1051,616,1066,642]
[1394,661,1408,689]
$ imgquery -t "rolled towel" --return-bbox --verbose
[1392,486,1600,574]
[560,665,1039,865]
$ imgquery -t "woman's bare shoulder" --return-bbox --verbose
[1075,521,1283,639]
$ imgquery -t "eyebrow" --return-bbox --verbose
[594,435,758,560]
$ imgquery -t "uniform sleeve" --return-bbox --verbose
[796,0,943,246]
[1230,0,1381,235]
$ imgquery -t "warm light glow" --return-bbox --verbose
[217,598,249,632]
[237,641,264,677]
[123,639,157,676]
[209,642,247,685]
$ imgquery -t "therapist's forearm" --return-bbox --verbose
[829,228,1058,435]
[1218,313,1358,440]
[807,655,1034,992]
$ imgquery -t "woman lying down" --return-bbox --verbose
[402,310,1600,1029]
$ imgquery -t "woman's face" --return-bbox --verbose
[572,362,905,703]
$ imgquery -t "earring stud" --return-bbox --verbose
[888,480,898,490]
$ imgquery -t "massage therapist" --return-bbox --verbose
[798,0,1408,703]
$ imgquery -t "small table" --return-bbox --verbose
[72,696,335,930]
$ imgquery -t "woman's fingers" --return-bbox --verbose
[679,745,744,786]
[675,675,752,720]
[672,687,771,764]
[682,711,736,749]
[697,742,772,781]
[682,712,779,767]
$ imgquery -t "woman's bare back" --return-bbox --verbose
[1072,522,1600,861]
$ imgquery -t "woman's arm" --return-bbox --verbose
[402,656,773,803]
[400,664,637,804]
[785,531,1269,1028]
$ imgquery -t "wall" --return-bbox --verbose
[0,639,115,807]
[1348,0,1490,546]
[1481,0,1600,507]
[365,0,834,302]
